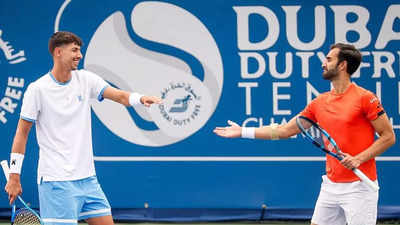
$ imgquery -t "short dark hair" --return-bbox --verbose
[330,43,362,76]
[48,31,83,55]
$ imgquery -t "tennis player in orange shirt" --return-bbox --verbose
[214,43,395,225]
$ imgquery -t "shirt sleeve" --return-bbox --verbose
[300,98,317,122]
[20,83,40,122]
[85,70,110,101]
[362,91,385,121]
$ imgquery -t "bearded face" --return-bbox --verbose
[322,48,342,81]
[322,63,340,80]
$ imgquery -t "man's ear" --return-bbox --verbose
[338,60,347,72]
[54,47,62,57]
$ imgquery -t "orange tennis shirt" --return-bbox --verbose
[301,83,385,183]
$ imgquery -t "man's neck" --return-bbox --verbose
[50,65,72,83]
[331,76,351,94]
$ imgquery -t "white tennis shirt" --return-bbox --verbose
[20,70,109,183]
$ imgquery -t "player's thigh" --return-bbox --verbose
[79,176,112,221]
[38,181,80,225]
[311,188,346,225]
[341,190,378,225]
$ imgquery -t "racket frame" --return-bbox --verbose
[296,116,380,192]
[1,160,43,225]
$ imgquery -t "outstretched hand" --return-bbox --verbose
[213,120,242,138]
[140,96,162,107]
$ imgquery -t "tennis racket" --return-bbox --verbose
[1,160,42,225]
[296,116,379,192]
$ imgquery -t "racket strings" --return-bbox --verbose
[13,208,41,225]
[298,118,336,153]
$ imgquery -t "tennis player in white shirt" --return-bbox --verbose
[5,31,161,225]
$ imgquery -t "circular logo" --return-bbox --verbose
[149,78,212,139]
[58,1,223,147]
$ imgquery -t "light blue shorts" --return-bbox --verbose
[38,176,112,225]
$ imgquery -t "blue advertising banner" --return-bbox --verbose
[0,0,399,220]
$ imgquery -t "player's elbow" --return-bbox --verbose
[387,132,396,147]
[277,128,288,139]
[382,129,396,149]
[278,127,296,139]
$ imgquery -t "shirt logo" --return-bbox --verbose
[77,95,83,102]
[370,96,382,109]
[370,97,378,104]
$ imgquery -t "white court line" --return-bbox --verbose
[94,156,400,162]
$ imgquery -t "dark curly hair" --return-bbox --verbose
[48,31,83,55]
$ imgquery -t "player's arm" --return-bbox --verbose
[213,115,302,139]
[341,113,395,169]
[357,113,395,161]
[5,119,33,204]
[102,86,161,107]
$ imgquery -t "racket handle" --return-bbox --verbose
[1,160,10,181]
[352,168,380,192]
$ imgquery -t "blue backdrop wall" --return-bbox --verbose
[0,0,399,221]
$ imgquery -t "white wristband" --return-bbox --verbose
[241,127,255,139]
[129,92,144,106]
[10,153,24,174]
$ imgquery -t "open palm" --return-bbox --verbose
[213,120,242,138]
